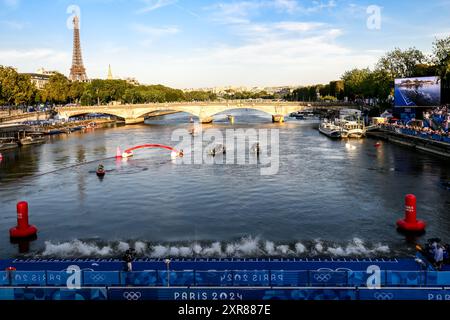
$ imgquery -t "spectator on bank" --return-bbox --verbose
[433,244,444,271]
[123,249,136,272]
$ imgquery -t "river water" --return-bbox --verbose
[0,111,449,259]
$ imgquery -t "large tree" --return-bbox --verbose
[432,36,450,79]
[341,68,371,100]
[42,73,71,105]
[0,66,36,108]
[376,47,427,78]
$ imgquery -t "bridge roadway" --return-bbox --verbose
[56,101,353,124]
[0,111,50,124]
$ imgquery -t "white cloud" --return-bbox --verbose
[133,24,180,36]
[0,49,70,73]
[273,0,299,13]
[137,0,177,14]
[209,0,338,24]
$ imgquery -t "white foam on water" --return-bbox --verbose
[151,245,168,258]
[42,240,113,257]
[264,241,276,255]
[314,240,324,254]
[202,242,223,256]
[134,241,147,254]
[326,238,391,257]
[117,242,130,252]
[295,242,306,254]
[40,237,392,258]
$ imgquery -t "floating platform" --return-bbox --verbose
[1,258,449,301]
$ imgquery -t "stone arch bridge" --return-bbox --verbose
[56,101,348,124]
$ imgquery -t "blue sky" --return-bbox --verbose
[0,0,449,88]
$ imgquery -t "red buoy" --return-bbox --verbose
[374,142,381,148]
[396,194,426,232]
[9,202,38,239]
[115,146,122,159]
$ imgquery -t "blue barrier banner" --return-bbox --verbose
[0,288,107,301]
[270,271,309,287]
[46,271,73,286]
[385,271,426,287]
[158,271,194,287]
[232,271,271,286]
[121,271,158,286]
[426,272,450,286]
[359,289,450,301]
[11,271,46,286]
[0,272,9,286]
[195,271,234,287]
[83,271,120,286]
[347,271,386,287]
[309,271,347,287]
[108,288,357,301]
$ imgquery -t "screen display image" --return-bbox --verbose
[395,76,441,107]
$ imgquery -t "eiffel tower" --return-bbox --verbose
[69,16,88,82]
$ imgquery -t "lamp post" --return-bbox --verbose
[164,259,171,287]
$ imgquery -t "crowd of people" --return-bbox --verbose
[381,106,450,143]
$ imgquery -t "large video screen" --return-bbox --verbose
[394,76,441,107]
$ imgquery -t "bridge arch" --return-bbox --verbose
[135,109,200,120]
[206,107,276,118]
[60,111,126,122]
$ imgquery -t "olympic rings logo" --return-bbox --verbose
[374,292,394,300]
[123,292,142,301]
[90,273,106,282]
[313,273,332,282]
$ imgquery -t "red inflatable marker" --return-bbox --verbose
[10,202,38,239]
[123,144,183,158]
[115,147,122,159]
[396,194,426,233]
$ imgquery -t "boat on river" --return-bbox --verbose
[319,121,344,139]
[291,111,321,123]
[0,138,18,151]
[339,120,367,139]
[19,136,46,146]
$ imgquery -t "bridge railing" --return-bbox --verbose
[2,270,450,288]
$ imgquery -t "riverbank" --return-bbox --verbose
[367,129,450,158]
[30,118,119,136]
[0,119,119,151]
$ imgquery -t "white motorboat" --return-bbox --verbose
[339,121,366,139]
[319,122,343,139]
[19,136,46,146]
[0,138,18,151]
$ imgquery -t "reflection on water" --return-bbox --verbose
[0,111,449,258]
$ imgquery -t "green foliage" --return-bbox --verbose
[0,66,37,106]
[222,90,274,100]
[329,81,345,100]
[341,68,371,99]
[432,36,450,79]
[376,47,427,78]
[320,95,337,102]
[42,73,71,104]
